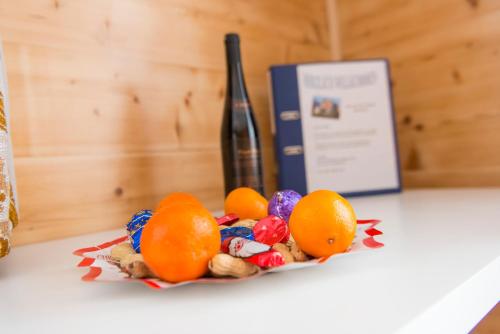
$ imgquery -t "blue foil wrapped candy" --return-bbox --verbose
[268,190,302,222]
[126,209,153,253]
[220,226,255,242]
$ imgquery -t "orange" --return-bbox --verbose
[156,192,202,211]
[289,190,357,258]
[224,187,268,220]
[140,202,220,283]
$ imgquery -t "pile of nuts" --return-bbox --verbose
[110,217,308,280]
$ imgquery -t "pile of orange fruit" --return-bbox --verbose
[140,187,357,283]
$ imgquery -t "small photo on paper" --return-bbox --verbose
[311,96,340,119]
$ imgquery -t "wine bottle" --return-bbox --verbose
[221,33,265,196]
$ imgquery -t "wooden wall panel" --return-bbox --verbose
[0,0,332,245]
[336,0,500,187]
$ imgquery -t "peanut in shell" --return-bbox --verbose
[208,253,259,278]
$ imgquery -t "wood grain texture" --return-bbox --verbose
[0,0,331,245]
[325,0,342,60]
[337,0,500,187]
[471,303,500,334]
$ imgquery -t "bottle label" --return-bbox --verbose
[232,141,264,193]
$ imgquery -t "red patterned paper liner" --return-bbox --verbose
[73,219,384,289]
[357,219,384,249]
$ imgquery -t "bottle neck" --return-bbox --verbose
[225,41,248,100]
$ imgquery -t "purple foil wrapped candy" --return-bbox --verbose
[267,190,302,222]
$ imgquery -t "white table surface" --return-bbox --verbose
[1,189,499,334]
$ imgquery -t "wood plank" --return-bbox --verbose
[471,304,500,334]
[12,150,224,245]
[337,0,500,187]
[1,0,330,158]
[6,74,274,157]
[12,146,277,246]
[326,0,343,60]
[337,0,500,57]
[0,0,328,73]
[164,0,331,48]
[403,168,500,188]
[4,42,282,157]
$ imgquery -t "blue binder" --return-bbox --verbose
[268,60,401,197]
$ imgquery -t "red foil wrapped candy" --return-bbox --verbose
[253,215,290,245]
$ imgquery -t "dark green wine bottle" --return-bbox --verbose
[221,33,264,196]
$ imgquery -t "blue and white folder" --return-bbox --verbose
[268,59,401,197]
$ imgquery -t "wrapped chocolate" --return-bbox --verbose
[253,215,290,245]
[0,42,19,259]
[126,210,152,253]
[221,237,270,258]
[216,213,239,226]
[246,250,286,268]
[220,226,254,241]
[268,190,302,222]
